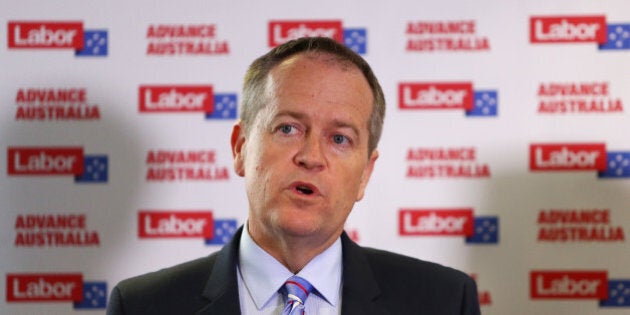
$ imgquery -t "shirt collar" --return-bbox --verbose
[238,225,342,309]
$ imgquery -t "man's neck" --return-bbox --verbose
[247,222,342,274]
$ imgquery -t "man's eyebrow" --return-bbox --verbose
[263,110,302,129]
[273,110,306,120]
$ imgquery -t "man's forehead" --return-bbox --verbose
[257,51,373,132]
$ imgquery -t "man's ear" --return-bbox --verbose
[231,121,246,177]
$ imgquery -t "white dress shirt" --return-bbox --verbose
[236,226,342,315]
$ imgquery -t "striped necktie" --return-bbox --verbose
[281,276,313,315]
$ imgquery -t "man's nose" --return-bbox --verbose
[293,133,325,170]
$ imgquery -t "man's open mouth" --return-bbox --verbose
[292,182,317,196]
[296,185,314,195]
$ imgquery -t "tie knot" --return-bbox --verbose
[283,276,313,309]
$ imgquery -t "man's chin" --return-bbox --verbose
[278,221,320,237]
[278,220,343,243]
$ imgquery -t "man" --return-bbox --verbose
[107,37,480,315]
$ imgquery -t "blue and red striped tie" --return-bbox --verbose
[281,276,313,315]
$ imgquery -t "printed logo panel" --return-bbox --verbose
[146,24,230,56]
[466,216,499,244]
[531,271,608,299]
[529,143,607,171]
[406,147,492,179]
[399,82,474,110]
[343,28,367,54]
[73,282,107,309]
[537,81,624,114]
[14,213,101,247]
[7,147,83,175]
[144,149,230,181]
[206,93,238,119]
[8,21,83,49]
[138,85,213,113]
[530,16,607,43]
[405,20,491,52]
[600,24,630,50]
[14,88,102,121]
[138,211,213,238]
[205,219,238,245]
[600,279,630,307]
[599,152,630,178]
[537,208,625,242]
[75,30,108,56]
[399,209,474,236]
[6,273,83,302]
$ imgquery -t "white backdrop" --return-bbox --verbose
[2,0,630,314]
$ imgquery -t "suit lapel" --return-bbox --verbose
[340,232,389,315]
[195,227,244,315]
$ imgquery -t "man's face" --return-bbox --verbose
[232,53,378,244]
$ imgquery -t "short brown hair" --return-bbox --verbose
[240,37,386,154]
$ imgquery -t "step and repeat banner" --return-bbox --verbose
[1,0,629,314]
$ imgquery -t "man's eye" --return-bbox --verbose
[332,134,348,144]
[279,124,295,134]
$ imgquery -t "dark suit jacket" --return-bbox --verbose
[107,227,480,315]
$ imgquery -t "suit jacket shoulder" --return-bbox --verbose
[341,234,481,315]
[107,228,243,315]
[108,254,217,314]
[364,245,474,293]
